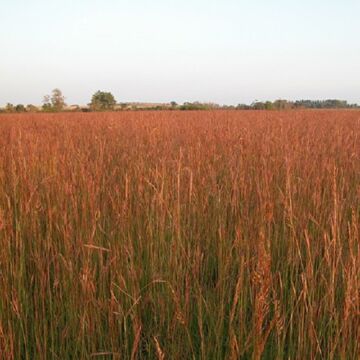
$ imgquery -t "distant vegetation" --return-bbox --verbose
[239,99,359,110]
[89,91,117,111]
[42,88,66,112]
[0,89,359,113]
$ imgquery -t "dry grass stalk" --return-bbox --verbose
[153,336,165,360]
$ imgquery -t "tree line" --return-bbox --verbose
[1,89,359,113]
[0,89,117,113]
[237,99,359,110]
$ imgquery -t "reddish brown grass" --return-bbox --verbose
[0,110,359,359]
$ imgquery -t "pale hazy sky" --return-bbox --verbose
[1,0,359,106]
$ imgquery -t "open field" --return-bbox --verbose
[0,110,359,359]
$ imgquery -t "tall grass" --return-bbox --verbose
[0,110,359,359]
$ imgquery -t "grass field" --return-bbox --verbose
[0,110,359,359]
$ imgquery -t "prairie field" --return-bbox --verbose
[0,110,359,359]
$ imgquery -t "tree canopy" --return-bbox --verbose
[42,89,66,112]
[89,91,116,111]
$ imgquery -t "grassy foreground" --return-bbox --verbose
[0,110,359,359]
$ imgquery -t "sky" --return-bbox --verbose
[1,0,359,106]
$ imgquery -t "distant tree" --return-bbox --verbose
[50,88,66,111]
[119,103,129,110]
[42,95,53,112]
[236,103,251,110]
[292,99,353,109]
[42,89,66,112]
[26,104,38,112]
[252,101,266,110]
[170,101,178,108]
[89,91,116,111]
[273,99,293,110]
[179,102,217,110]
[15,104,26,112]
[265,101,274,110]
[5,103,15,113]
